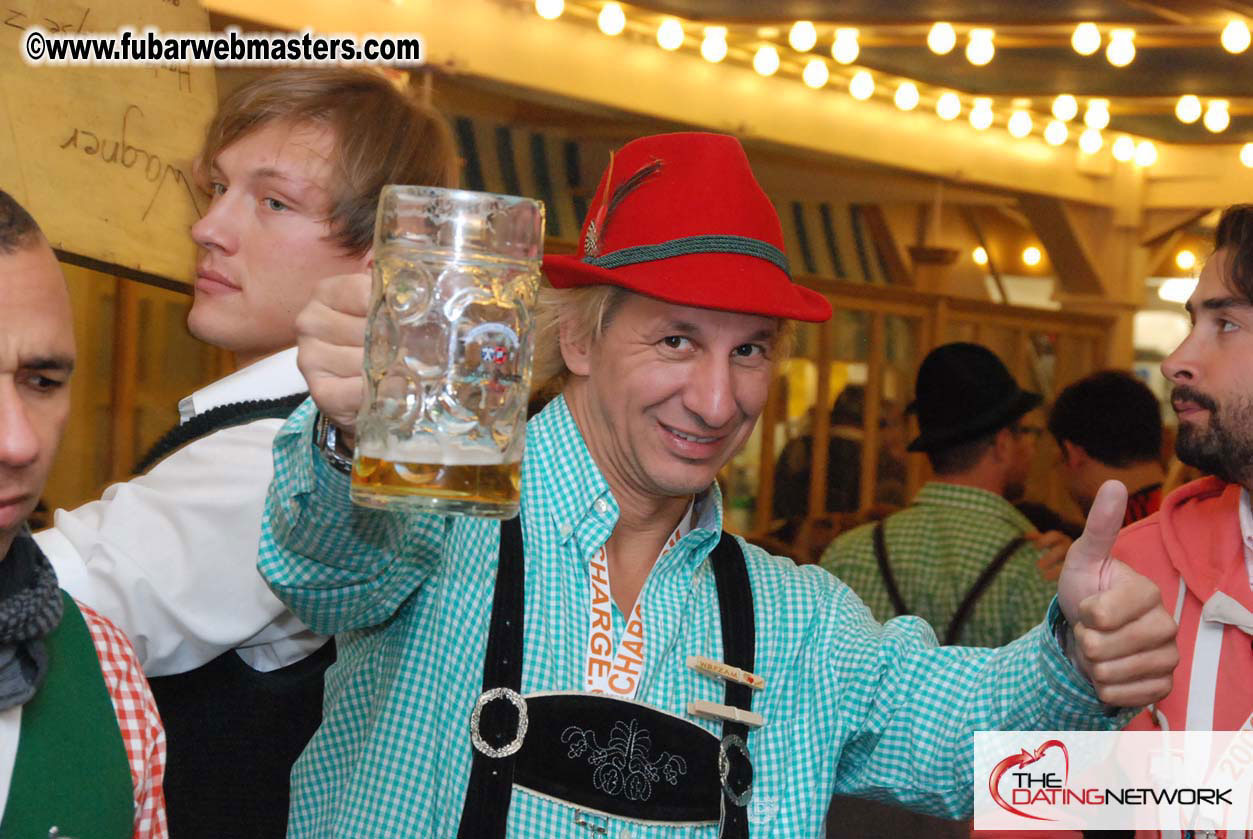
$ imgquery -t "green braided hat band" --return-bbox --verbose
[582,234,791,275]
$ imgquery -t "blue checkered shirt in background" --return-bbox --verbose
[258,395,1129,838]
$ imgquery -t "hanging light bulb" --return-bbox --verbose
[1242,142,1253,168]
[970,98,994,130]
[802,58,829,89]
[1176,250,1197,271]
[789,20,818,52]
[1106,28,1135,66]
[1084,99,1110,130]
[701,27,728,62]
[973,247,989,266]
[535,0,563,20]
[753,45,780,76]
[849,70,875,100]
[1007,110,1033,138]
[1204,100,1231,133]
[1022,246,1042,267]
[1044,120,1068,146]
[1052,94,1078,122]
[1134,140,1157,167]
[598,2,625,36]
[832,28,860,64]
[894,81,920,110]
[656,18,684,51]
[966,28,995,65]
[928,22,957,55]
[1175,94,1202,124]
[1072,22,1101,55]
[1111,135,1136,162]
[1222,20,1251,54]
[936,92,961,120]
[1079,128,1103,154]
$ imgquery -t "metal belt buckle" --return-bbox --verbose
[717,734,753,808]
[469,687,528,758]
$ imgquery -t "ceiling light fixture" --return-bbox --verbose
[789,20,818,52]
[1072,22,1101,55]
[753,45,780,76]
[802,58,829,89]
[966,28,995,66]
[849,70,875,100]
[1222,19,1251,54]
[656,18,684,50]
[1204,100,1230,133]
[936,92,961,120]
[1111,135,1136,162]
[1106,28,1135,66]
[1175,94,1202,124]
[928,22,957,55]
[1084,99,1110,130]
[1134,139,1157,166]
[1007,110,1033,138]
[894,82,920,111]
[535,0,563,20]
[1052,94,1078,122]
[701,27,728,62]
[832,28,860,64]
[597,2,625,36]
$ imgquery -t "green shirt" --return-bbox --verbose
[259,397,1125,838]
[820,482,1057,647]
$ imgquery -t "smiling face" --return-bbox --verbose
[561,293,779,508]
[0,240,74,557]
[187,119,369,366]
[1161,247,1253,487]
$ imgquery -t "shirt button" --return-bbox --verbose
[559,522,572,538]
[595,499,610,514]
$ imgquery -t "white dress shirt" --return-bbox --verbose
[35,348,327,677]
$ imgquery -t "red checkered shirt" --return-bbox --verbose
[79,601,168,839]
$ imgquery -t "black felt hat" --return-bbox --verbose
[906,342,1042,453]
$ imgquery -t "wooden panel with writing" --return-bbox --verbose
[0,0,216,286]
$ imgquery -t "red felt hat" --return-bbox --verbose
[542,132,832,323]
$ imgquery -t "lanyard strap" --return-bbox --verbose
[586,514,688,700]
[457,518,755,838]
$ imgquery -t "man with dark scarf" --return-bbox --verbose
[0,190,167,838]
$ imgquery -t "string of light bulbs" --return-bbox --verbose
[532,1,1252,167]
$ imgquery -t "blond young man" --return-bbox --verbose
[33,69,457,838]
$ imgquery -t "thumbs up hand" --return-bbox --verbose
[1056,480,1179,708]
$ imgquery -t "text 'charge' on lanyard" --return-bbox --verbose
[585,502,693,700]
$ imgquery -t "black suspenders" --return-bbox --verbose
[457,516,756,838]
[872,520,1027,645]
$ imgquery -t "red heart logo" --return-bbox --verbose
[988,739,1069,821]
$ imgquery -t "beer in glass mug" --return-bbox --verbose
[351,186,545,518]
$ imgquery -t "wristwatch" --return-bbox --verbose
[313,412,354,475]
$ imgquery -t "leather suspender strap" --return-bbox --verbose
[709,531,756,839]
[872,520,1028,645]
[941,537,1027,645]
[456,515,526,839]
[871,521,910,617]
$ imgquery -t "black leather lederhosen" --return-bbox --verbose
[456,517,756,838]
[872,520,1027,645]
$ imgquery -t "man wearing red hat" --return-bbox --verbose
[258,133,1178,838]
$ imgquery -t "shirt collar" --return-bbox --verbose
[528,395,722,559]
[177,347,305,423]
[913,481,1035,532]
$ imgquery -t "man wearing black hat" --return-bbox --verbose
[821,342,1057,647]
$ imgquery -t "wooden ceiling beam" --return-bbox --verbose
[1015,195,1109,295]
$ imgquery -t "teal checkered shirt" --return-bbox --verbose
[259,396,1127,838]
[819,483,1058,648]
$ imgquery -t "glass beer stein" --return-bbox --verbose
[351,186,545,518]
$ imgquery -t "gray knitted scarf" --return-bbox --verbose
[0,529,63,710]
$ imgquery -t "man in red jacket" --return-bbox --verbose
[1119,205,1253,745]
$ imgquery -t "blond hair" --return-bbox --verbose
[196,69,459,256]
